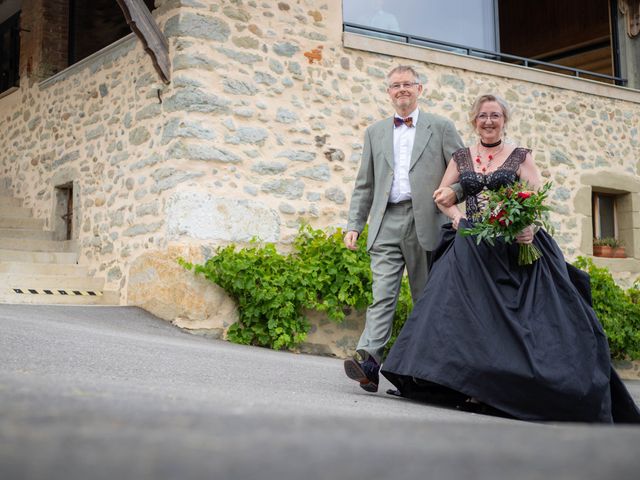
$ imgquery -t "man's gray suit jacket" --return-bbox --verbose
[347,112,465,251]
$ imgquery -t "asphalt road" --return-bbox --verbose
[1,304,639,480]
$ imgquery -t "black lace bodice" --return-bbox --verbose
[453,147,530,219]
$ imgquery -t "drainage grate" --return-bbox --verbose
[12,288,102,296]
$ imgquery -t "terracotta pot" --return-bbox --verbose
[593,245,614,257]
[613,247,626,258]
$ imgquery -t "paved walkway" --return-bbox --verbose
[1,304,639,480]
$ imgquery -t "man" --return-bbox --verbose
[343,65,464,392]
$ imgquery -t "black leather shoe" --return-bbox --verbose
[386,388,403,397]
[344,356,379,392]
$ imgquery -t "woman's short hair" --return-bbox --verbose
[469,94,510,127]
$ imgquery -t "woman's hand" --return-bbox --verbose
[451,213,466,230]
[516,225,535,244]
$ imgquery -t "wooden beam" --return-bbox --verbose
[116,0,171,83]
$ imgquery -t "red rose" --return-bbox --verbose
[490,209,507,226]
[517,191,532,200]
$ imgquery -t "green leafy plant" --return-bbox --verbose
[293,225,372,321]
[593,237,623,248]
[573,256,640,360]
[180,225,376,351]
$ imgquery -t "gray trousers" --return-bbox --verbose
[356,201,430,363]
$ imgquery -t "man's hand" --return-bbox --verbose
[344,231,359,250]
[451,213,466,230]
[433,186,457,207]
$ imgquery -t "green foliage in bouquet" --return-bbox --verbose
[460,181,554,265]
[179,225,374,350]
[573,257,640,360]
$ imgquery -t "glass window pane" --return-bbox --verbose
[598,195,615,239]
[343,0,497,51]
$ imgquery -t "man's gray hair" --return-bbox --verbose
[386,65,420,84]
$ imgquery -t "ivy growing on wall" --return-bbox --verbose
[573,257,640,360]
[180,225,414,351]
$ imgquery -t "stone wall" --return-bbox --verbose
[1,0,640,346]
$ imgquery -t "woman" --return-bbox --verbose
[381,94,640,423]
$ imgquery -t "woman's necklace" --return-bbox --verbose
[474,140,504,173]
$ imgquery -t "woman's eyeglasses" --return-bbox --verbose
[476,113,503,121]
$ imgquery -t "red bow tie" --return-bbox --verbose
[394,116,414,128]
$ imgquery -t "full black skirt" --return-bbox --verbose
[381,220,640,423]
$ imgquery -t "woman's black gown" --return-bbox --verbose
[381,147,640,423]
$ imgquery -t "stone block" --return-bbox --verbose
[164,88,230,114]
[223,78,259,95]
[167,141,241,164]
[166,192,281,242]
[161,119,216,145]
[294,165,330,182]
[276,150,315,162]
[216,47,262,65]
[251,161,287,175]
[325,187,346,204]
[128,246,238,338]
[164,13,230,42]
[275,108,298,124]
[173,54,222,71]
[273,42,299,57]
[261,179,305,199]
[129,127,151,146]
[224,127,269,146]
[150,167,204,192]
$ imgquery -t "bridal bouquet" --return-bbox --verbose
[460,182,553,265]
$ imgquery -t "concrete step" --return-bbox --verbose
[0,228,55,240]
[0,237,74,252]
[0,273,106,291]
[0,288,120,306]
[0,216,45,230]
[0,205,32,217]
[0,249,78,264]
[0,195,22,208]
[0,261,88,276]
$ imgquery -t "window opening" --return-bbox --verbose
[68,0,155,66]
[593,192,617,239]
[0,11,20,95]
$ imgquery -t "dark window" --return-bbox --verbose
[593,193,617,239]
[498,0,615,84]
[0,11,20,94]
[68,0,155,65]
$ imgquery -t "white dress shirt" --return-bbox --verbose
[389,108,419,204]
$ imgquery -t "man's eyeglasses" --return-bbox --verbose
[476,113,503,121]
[388,82,419,90]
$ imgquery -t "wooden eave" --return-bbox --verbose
[116,0,171,83]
